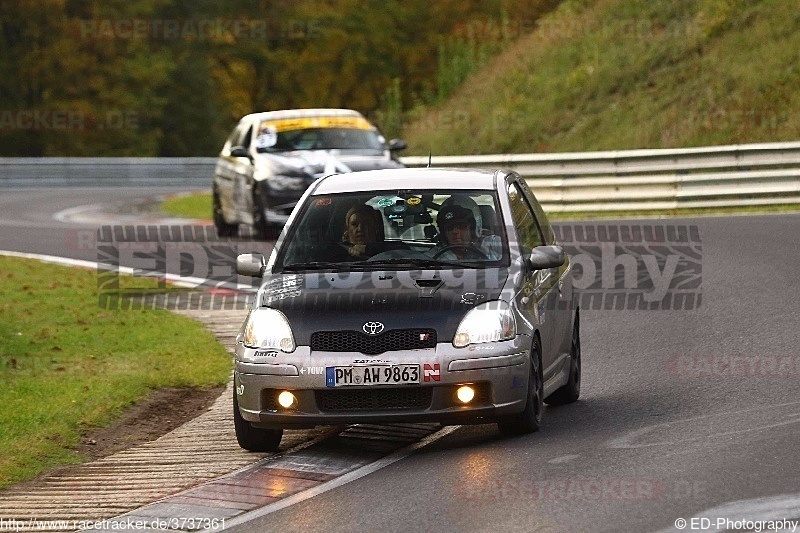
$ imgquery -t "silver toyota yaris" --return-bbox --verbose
[233,168,581,451]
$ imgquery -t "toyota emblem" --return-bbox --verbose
[362,321,385,335]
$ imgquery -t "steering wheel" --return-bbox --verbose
[432,244,488,260]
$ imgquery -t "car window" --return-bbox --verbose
[240,125,253,150]
[259,127,384,153]
[277,190,509,271]
[518,179,554,244]
[223,124,243,152]
[507,182,545,254]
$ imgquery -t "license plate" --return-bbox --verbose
[325,365,420,387]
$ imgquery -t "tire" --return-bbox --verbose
[498,336,543,435]
[545,315,581,406]
[233,389,283,452]
[252,190,281,241]
[213,190,239,238]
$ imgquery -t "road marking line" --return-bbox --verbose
[548,454,580,464]
[0,249,254,292]
[222,425,461,528]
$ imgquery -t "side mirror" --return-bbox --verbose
[527,245,565,270]
[237,253,266,277]
[388,139,407,151]
[230,146,250,159]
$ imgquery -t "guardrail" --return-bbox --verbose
[404,141,800,212]
[0,157,216,188]
[2,141,800,211]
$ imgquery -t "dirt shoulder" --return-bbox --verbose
[75,386,225,461]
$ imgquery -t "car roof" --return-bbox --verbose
[240,108,365,123]
[311,168,503,195]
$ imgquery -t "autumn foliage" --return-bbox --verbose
[0,0,558,156]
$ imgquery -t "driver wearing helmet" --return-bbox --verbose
[429,204,502,260]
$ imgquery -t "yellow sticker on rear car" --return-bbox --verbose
[259,116,373,133]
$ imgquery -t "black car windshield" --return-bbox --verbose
[277,190,510,272]
[255,124,384,155]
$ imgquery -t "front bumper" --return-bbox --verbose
[234,338,532,429]
[257,179,308,223]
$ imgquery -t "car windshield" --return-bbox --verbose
[254,116,385,155]
[277,190,509,272]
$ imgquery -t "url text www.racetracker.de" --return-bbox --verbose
[0,517,225,532]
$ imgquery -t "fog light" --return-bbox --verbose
[456,385,475,404]
[277,391,296,409]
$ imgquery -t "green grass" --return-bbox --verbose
[160,192,212,220]
[403,0,800,155]
[0,256,232,488]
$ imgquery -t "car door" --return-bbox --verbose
[506,179,560,379]
[231,124,255,221]
[519,178,574,361]
[216,122,249,222]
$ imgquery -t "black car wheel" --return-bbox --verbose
[213,190,239,238]
[233,389,283,452]
[545,315,581,406]
[498,336,543,435]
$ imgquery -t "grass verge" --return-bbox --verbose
[403,0,800,155]
[160,192,212,220]
[0,256,232,488]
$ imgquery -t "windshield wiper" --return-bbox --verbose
[361,258,483,269]
[281,261,348,271]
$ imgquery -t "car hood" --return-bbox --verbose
[258,268,510,344]
[257,150,404,179]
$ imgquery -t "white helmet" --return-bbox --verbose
[441,194,482,236]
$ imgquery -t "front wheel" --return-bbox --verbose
[233,389,283,452]
[498,336,543,435]
[213,190,239,238]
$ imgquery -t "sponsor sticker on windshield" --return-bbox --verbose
[255,125,278,148]
[259,116,372,133]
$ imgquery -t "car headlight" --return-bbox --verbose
[269,174,307,191]
[242,308,296,352]
[453,301,516,348]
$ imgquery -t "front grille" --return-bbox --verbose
[316,387,432,412]
[311,328,436,355]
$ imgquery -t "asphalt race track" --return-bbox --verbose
[2,187,799,532]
